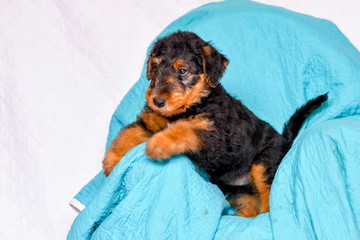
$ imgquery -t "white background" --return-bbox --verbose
[1,0,359,239]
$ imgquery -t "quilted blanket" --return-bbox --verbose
[68,0,360,239]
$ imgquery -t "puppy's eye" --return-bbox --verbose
[152,65,158,71]
[178,67,187,75]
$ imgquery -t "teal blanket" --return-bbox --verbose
[68,0,360,239]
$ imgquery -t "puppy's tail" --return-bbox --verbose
[281,93,328,151]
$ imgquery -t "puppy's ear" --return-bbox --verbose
[201,45,229,88]
[146,50,154,81]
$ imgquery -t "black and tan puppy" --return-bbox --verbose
[103,31,327,217]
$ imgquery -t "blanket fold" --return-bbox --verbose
[69,144,229,239]
[270,117,360,239]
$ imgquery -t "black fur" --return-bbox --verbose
[148,31,228,88]
[148,31,328,199]
[171,84,327,196]
[103,31,328,216]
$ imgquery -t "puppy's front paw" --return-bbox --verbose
[103,152,121,176]
[145,133,176,160]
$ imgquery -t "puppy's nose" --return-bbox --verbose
[153,97,166,108]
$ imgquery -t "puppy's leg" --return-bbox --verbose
[103,123,149,176]
[228,164,270,217]
[103,110,169,176]
[145,117,212,160]
[228,194,261,218]
[249,163,271,214]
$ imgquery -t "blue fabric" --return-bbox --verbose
[68,0,360,239]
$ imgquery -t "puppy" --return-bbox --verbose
[103,31,327,217]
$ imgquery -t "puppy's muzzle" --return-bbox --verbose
[153,97,166,108]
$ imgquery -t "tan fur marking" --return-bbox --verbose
[203,45,212,57]
[146,77,210,117]
[146,123,199,160]
[145,87,153,104]
[103,125,149,176]
[141,110,169,133]
[250,164,271,213]
[152,57,161,64]
[228,194,260,218]
[200,53,216,88]
[145,117,213,160]
[165,77,209,116]
[162,91,185,116]
[173,59,185,70]
[146,53,162,80]
[227,164,271,217]
[224,59,229,68]
[146,51,155,80]
[201,53,207,74]
[176,114,214,130]
[183,76,210,107]
[146,58,152,80]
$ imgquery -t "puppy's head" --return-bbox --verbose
[145,31,228,117]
